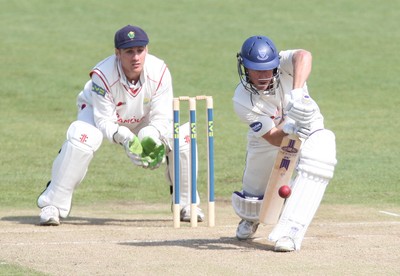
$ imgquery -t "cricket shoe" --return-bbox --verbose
[39,205,60,226]
[236,219,259,240]
[274,236,296,252]
[180,205,205,222]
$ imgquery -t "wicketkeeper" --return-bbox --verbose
[231,36,337,251]
[37,25,204,225]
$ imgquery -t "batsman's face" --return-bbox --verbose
[116,46,147,83]
[247,69,274,91]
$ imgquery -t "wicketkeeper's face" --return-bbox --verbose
[247,69,274,91]
[115,46,148,83]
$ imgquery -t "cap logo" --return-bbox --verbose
[127,31,135,39]
[257,48,269,61]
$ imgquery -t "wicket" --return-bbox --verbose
[173,95,215,228]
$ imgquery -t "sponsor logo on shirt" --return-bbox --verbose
[250,122,262,132]
[116,113,145,124]
[143,97,151,105]
[92,82,106,97]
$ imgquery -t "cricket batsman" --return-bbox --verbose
[231,36,337,251]
[37,25,204,225]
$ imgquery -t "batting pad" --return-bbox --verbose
[166,122,200,206]
[38,121,103,218]
[232,191,263,222]
[268,129,337,250]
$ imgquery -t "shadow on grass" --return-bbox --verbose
[120,237,275,251]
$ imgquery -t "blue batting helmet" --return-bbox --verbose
[237,36,280,95]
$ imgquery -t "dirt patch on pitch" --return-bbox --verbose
[1,202,399,275]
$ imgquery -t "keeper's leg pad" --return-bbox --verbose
[38,121,103,218]
[166,122,200,206]
[269,129,337,250]
[231,191,263,222]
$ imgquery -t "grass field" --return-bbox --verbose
[1,0,399,274]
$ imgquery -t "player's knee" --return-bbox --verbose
[298,129,337,180]
[67,121,103,152]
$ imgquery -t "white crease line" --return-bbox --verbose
[314,221,400,227]
[379,211,400,217]
[0,240,163,246]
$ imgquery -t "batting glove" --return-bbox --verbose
[285,95,320,126]
[282,122,311,140]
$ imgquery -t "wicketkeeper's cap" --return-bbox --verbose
[114,25,149,49]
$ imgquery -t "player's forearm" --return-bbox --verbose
[95,117,120,143]
[292,50,312,89]
[262,127,286,147]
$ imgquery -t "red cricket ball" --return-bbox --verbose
[278,185,292,198]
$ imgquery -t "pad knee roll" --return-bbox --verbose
[67,121,103,152]
[298,129,337,180]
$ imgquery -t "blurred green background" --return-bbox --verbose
[1,1,399,273]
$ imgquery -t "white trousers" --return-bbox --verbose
[242,134,279,197]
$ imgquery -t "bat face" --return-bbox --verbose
[282,139,299,154]
[259,134,301,225]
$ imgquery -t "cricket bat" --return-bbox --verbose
[258,134,302,224]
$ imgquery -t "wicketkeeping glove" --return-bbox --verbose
[140,136,166,170]
[124,135,145,167]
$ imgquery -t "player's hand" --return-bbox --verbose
[114,126,134,145]
[282,122,311,139]
[285,95,320,126]
[124,135,146,167]
[140,137,166,170]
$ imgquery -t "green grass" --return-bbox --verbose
[1,1,399,274]
[1,0,399,211]
[0,261,46,276]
